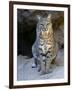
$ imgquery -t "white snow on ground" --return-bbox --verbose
[17,52,64,81]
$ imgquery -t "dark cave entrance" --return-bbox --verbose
[17,9,37,57]
[17,21,37,57]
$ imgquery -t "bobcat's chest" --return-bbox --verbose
[38,30,55,58]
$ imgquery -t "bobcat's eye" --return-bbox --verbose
[42,29,45,31]
[39,24,45,31]
[46,23,49,27]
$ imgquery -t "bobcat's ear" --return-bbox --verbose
[47,14,52,23]
[36,15,42,21]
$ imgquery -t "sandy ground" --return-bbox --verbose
[17,49,64,81]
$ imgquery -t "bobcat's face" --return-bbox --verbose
[38,18,51,32]
[38,14,53,40]
[38,14,51,31]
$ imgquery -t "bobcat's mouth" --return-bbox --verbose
[40,31,48,39]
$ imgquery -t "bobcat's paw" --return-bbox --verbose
[40,71,46,75]
[45,68,53,74]
[32,63,36,68]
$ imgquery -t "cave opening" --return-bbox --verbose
[17,21,37,57]
[17,9,37,57]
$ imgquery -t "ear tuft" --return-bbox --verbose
[47,14,52,22]
[36,15,42,21]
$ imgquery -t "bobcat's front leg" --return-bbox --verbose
[40,56,46,75]
[45,58,53,73]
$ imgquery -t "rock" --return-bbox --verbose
[56,49,64,66]
[54,24,64,49]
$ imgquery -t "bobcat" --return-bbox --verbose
[32,14,57,74]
